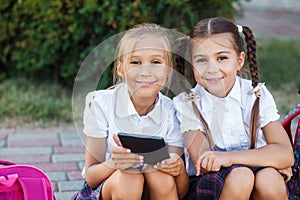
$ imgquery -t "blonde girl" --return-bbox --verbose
[173,17,294,200]
[73,23,189,200]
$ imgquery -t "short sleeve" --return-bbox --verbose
[164,105,184,147]
[173,93,205,134]
[259,85,280,128]
[82,91,109,138]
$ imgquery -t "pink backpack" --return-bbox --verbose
[282,102,300,200]
[0,160,55,200]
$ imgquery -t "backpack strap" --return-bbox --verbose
[282,102,300,145]
[191,101,216,150]
[0,160,15,166]
[184,91,215,150]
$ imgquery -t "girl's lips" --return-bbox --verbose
[205,77,223,84]
[136,81,156,87]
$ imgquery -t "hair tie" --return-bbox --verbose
[237,25,243,33]
[247,82,265,98]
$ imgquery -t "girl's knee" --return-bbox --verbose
[220,167,254,200]
[254,168,287,199]
[226,167,255,188]
[105,171,144,200]
[146,172,176,196]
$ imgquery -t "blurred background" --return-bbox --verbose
[0,0,299,127]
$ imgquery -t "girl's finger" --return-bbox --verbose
[112,148,143,162]
[196,157,203,176]
[114,154,144,163]
[201,156,208,171]
[112,146,130,153]
[207,157,214,171]
[212,161,221,171]
[113,134,123,147]
[156,160,179,170]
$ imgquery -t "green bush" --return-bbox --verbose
[0,0,246,87]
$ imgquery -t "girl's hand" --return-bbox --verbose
[154,153,184,177]
[278,167,292,182]
[196,151,233,175]
[111,146,144,171]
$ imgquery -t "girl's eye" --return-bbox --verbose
[196,58,206,63]
[218,56,227,61]
[152,60,161,64]
[130,61,141,65]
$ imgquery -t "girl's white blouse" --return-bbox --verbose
[173,77,280,175]
[83,83,183,161]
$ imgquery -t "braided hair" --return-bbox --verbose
[175,17,260,149]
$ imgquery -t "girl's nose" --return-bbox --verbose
[206,61,219,74]
[139,64,152,76]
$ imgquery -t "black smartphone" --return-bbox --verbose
[117,132,170,164]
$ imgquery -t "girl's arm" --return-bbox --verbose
[85,136,115,189]
[184,130,211,175]
[85,136,145,189]
[228,120,294,168]
[197,120,294,172]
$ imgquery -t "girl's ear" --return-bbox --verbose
[237,52,245,71]
[116,61,124,77]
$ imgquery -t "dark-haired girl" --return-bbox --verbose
[173,17,294,199]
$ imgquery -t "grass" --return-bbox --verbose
[0,39,299,127]
[0,78,73,128]
[256,39,300,114]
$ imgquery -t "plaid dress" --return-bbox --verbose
[183,164,263,200]
[71,181,105,200]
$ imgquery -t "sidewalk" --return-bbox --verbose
[235,0,300,39]
[0,126,85,199]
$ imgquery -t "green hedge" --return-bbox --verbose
[0,0,245,87]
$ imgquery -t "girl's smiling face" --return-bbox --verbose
[117,35,171,100]
[191,33,245,97]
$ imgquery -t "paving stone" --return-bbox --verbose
[57,180,83,192]
[0,134,8,147]
[52,153,85,163]
[0,128,15,134]
[78,161,85,170]
[0,155,51,164]
[8,133,58,140]
[33,162,79,172]
[60,133,85,146]
[0,147,52,156]
[8,139,60,147]
[54,146,85,154]
[0,140,6,147]
[46,172,67,181]
[54,191,77,200]
[51,182,58,192]
[0,134,8,140]
[67,170,84,181]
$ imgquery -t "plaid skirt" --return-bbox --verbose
[183,164,263,200]
[71,181,105,200]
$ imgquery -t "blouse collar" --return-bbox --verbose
[195,77,243,113]
[115,83,162,124]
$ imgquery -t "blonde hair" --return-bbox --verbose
[113,23,174,86]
